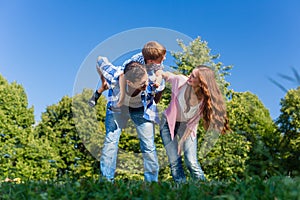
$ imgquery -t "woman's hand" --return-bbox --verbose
[177,129,192,155]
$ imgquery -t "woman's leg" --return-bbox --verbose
[182,134,206,181]
[160,115,186,183]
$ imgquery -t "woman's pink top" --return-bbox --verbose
[164,73,203,140]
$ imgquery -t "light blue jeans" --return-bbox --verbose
[100,106,159,182]
[160,114,205,183]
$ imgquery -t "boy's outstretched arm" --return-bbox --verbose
[153,69,163,88]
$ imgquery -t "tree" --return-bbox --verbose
[198,128,251,180]
[34,90,106,179]
[0,74,39,179]
[227,91,281,177]
[276,87,300,176]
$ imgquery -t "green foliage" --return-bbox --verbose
[0,74,40,179]
[276,87,300,176]
[158,82,172,111]
[119,122,141,153]
[227,91,281,177]
[72,89,106,163]
[0,75,58,180]
[34,90,106,180]
[15,135,60,180]
[199,130,251,181]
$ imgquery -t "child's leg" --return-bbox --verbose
[98,74,108,93]
[88,87,102,107]
[88,59,109,107]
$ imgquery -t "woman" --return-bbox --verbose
[160,65,230,183]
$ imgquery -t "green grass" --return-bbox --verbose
[1,176,300,200]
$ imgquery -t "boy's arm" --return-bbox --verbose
[153,69,163,88]
[153,70,165,103]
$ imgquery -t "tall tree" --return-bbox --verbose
[0,74,36,179]
[34,90,106,179]
[276,87,300,176]
[227,91,280,177]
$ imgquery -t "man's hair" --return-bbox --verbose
[124,61,146,83]
[142,41,166,61]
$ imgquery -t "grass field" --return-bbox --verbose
[1,176,299,200]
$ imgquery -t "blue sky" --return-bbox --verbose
[1,0,299,121]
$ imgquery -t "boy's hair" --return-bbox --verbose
[124,61,146,83]
[142,41,166,62]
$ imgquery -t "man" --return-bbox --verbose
[97,57,163,182]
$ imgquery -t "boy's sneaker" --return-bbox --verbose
[88,90,101,107]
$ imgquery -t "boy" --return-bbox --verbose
[88,41,166,108]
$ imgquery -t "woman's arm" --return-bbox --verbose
[161,71,174,81]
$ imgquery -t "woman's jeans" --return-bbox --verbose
[160,115,205,183]
[100,106,159,182]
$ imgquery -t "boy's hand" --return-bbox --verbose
[116,94,125,108]
[153,82,160,88]
[116,102,123,108]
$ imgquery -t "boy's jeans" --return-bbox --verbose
[100,106,159,182]
[160,114,205,183]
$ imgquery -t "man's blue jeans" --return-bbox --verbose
[160,114,205,183]
[100,106,159,182]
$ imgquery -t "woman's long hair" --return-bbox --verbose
[192,65,230,134]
